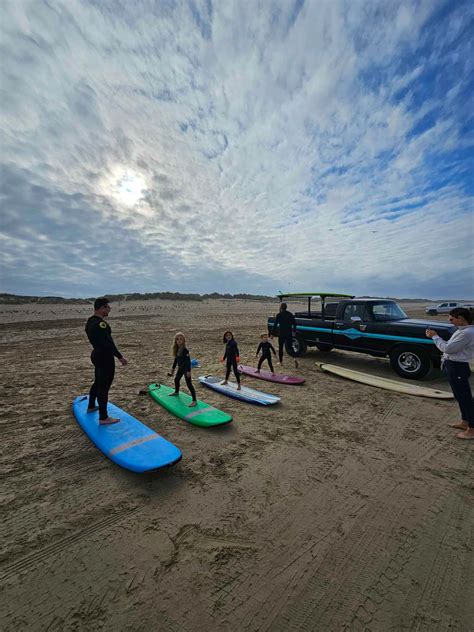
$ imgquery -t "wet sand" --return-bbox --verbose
[0,299,472,631]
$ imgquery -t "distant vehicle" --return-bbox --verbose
[425,302,474,316]
[268,293,454,379]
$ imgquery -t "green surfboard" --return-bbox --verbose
[148,383,233,427]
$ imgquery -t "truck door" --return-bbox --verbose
[332,303,372,351]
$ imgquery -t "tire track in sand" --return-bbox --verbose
[0,507,138,583]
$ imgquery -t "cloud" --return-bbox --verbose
[0,0,473,298]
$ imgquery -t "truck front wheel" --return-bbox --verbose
[287,335,307,357]
[389,346,432,380]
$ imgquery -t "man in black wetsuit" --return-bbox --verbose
[85,297,127,425]
[271,302,298,368]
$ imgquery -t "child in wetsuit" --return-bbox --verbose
[168,332,197,407]
[256,333,276,374]
[221,330,241,390]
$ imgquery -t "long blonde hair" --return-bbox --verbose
[172,332,186,357]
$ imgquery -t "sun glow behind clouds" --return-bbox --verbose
[107,169,147,207]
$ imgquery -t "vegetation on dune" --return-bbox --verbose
[0,292,277,305]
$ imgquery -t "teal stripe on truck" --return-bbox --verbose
[269,321,435,345]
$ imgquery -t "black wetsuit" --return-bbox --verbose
[256,341,276,372]
[272,310,297,362]
[172,347,196,401]
[224,338,240,383]
[85,315,123,420]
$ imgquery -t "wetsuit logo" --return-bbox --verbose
[99,322,107,329]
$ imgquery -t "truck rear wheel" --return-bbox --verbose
[287,335,307,357]
[315,343,334,352]
[389,346,432,380]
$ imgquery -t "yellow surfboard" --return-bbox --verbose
[316,363,454,399]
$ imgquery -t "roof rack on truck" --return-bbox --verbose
[277,292,354,320]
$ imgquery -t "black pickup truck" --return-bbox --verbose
[268,293,454,379]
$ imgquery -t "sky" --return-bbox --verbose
[1,0,473,299]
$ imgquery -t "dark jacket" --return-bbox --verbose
[85,316,122,359]
[272,310,297,336]
[172,346,191,372]
[223,338,240,361]
[256,341,276,357]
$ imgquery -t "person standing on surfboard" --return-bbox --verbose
[85,297,127,425]
[426,307,474,440]
[221,330,242,390]
[255,333,276,374]
[271,302,299,368]
[168,332,197,407]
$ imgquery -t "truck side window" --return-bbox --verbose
[343,304,365,321]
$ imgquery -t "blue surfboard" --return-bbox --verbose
[198,375,281,406]
[72,396,182,473]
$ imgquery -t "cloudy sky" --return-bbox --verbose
[1,0,473,299]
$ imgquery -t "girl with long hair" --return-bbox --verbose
[168,332,197,407]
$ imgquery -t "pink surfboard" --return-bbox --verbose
[238,364,305,385]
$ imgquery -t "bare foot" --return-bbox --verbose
[294,360,299,368]
[99,417,120,425]
[188,401,197,407]
[449,421,468,430]
[87,406,99,413]
[271,372,275,375]
[168,392,178,397]
[255,370,260,373]
[277,361,282,366]
[221,381,228,385]
[237,384,242,390]
[456,428,474,440]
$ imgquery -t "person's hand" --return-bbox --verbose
[236,356,241,363]
[425,328,437,338]
[167,372,174,377]
[119,357,128,366]
[220,357,225,363]
[186,371,191,379]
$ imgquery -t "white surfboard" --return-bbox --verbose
[198,375,280,406]
[316,363,454,399]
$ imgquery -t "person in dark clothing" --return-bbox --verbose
[271,302,299,368]
[256,333,276,374]
[86,297,127,425]
[168,332,197,407]
[221,330,241,390]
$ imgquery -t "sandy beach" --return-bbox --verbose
[0,298,472,631]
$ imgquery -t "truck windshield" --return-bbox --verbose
[370,303,407,321]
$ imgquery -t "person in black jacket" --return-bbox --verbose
[256,333,276,374]
[271,302,299,368]
[221,330,241,390]
[168,332,197,406]
[85,297,127,424]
